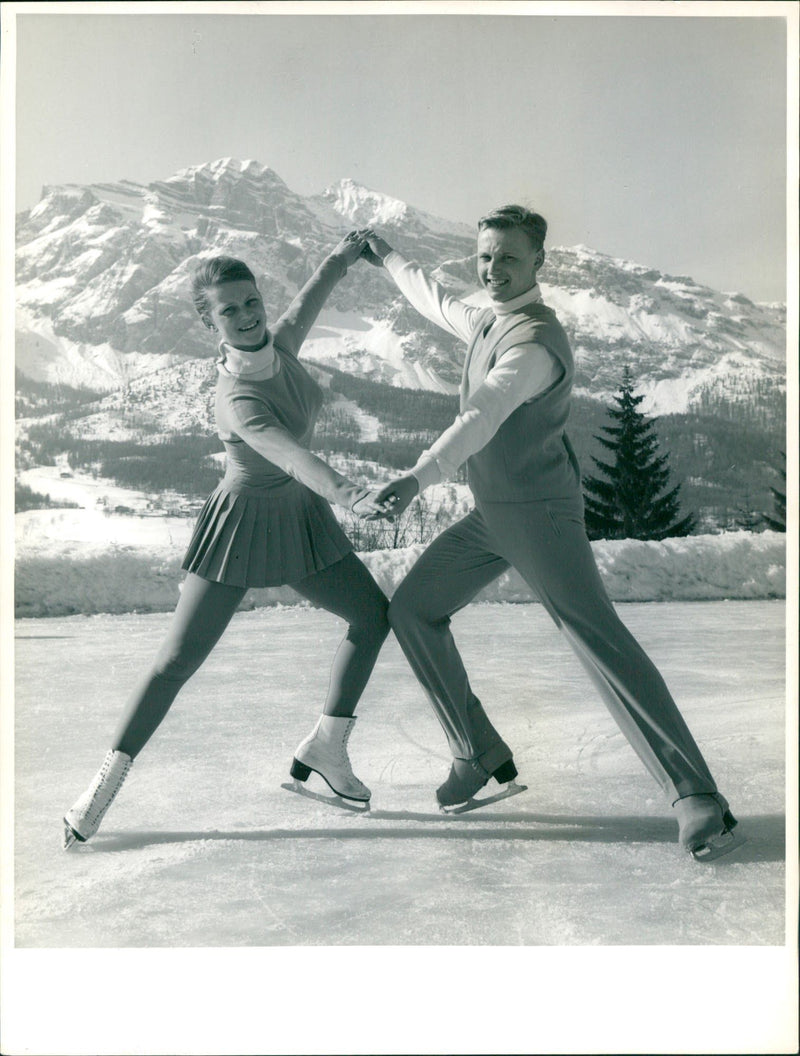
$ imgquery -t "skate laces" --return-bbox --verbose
[339,721,355,767]
[332,721,365,791]
[82,752,132,826]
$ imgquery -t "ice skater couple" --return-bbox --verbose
[64,208,739,862]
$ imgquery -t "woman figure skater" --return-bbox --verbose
[63,231,389,848]
[360,209,739,861]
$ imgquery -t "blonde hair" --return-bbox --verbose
[478,205,547,252]
[191,256,257,316]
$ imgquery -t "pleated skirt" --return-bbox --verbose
[181,480,353,588]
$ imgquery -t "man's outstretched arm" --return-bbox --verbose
[362,230,479,343]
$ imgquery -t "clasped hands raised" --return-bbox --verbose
[332,228,394,270]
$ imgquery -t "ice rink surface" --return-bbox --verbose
[15,599,787,947]
[8,599,795,1054]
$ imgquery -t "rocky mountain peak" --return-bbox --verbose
[145,157,293,218]
[14,159,785,418]
[322,178,410,227]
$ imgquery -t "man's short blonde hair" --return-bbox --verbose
[478,205,547,253]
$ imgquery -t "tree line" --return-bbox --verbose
[16,362,785,534]
[15,370,105,419]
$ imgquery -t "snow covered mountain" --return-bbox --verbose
[16,157,785,418]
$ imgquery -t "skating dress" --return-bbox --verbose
[181,260,356,588]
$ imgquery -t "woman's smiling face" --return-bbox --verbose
[203,280,268,350]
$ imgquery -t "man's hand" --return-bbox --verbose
[360,229,394,267]
[373,474,420,517]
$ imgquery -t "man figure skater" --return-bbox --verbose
[363,206,739,861]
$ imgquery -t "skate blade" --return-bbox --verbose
[440,781,528,815]
[62,820,84,850]
[280,781,370,813]
[690,826,745,863]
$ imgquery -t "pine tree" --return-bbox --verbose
[583,367,696,540]
[763,451,786,532]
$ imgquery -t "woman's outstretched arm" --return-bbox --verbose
[273,231,367,356]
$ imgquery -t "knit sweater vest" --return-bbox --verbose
[465,302,581,502]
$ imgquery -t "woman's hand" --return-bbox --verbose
[350,489,385,519]
[373,474,419,517]
[331,230,369,269]
[360,229,394,267]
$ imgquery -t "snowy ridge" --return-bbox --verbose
[15,158,784,415]
[322,177,474,240]
[323,178,410,227]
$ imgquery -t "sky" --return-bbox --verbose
[7,4,794,302]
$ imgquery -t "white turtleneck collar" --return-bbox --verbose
[490,283,543,316]
[216,332,279,381]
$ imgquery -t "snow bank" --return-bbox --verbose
[588,532,787,602]
[14,530,786,618]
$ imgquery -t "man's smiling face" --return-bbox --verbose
[476,226,544,303]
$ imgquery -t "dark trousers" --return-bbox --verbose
[388,496,718,802]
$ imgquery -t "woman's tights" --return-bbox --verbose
[112,553,389,759]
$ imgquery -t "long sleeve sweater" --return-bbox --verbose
[214,254,369,511]
[383,251,563,491]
